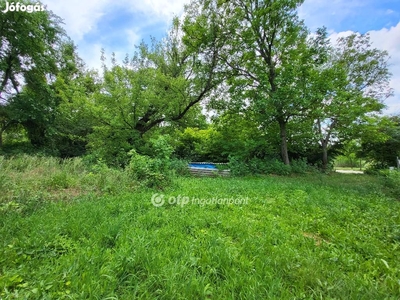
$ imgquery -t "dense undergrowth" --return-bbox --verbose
[0,155,400,299]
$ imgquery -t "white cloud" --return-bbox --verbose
[79,43,103,72]
[42,0,110,42]
[328,30,354,42]
[369,23,400,115]
[328,22,400,115]
[368,23,400,66]
[40,0,190,77]
[42,0,190,43]
[125,29,141,48]
[122,0,189,20]
[299,0,365,31]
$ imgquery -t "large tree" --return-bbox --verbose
[49,42,99,157]
[359,115,400,168]
[88,17,225,166]
[310,33,392,169]
[0,0,69,147]
[196,0,326,165]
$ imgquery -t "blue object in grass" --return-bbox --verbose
[189,163,217,169]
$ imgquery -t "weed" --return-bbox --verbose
[1,156,400,298]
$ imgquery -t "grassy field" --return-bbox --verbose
[1,156,400,299]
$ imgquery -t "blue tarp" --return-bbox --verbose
[189,163,217,169]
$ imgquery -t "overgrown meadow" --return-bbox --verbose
[1,155,400,299]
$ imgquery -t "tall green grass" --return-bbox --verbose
[0,155,400,299]
[0,155,138,215]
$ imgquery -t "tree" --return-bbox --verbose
[0,103,17,147]
[359,115,400,168]
[88,16,225,166]
[0,0,68,147]
[197,0,325,165]
[310,33,392,169]
[173,126,222,161]
[50,42,100,157]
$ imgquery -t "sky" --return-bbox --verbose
[41,0,400,115]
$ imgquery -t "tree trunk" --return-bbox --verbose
[279,120,290,165]
[0,121,15,148]
[24,121,47,147]
[322,140,328,170]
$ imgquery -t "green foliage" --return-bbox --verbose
[189,0,391,168]
[229,156,310,176]
[290,158,310,174]
[0,1,71,148]
[126,151,190,188]
[169,158,191,176]
[203,0,317,165]
[127,150,171,189]
[174,127,223,161]
[207,111,278,163]
[333,140,362,168]
[262,159,292,175]
[87,17,222,166]
[88,125,139,168]
[310,33,391,169]
[360,115,400,169]
[0,0,394,175]
[149,135,174,159]
[377,170,400,200]
[50,64,99,158]
[126,136,175,188]
[228,156,251,176]
[0,155,136,215]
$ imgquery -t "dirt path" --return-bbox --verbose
[335,169,364,174]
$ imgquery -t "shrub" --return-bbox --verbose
[215,164,230,171]
[150,135,174,160]
[263,159,292,175]
[228,155,324,176]
[125,136,181,188]
[378,169,400,199]
[228,156,251,176]
[229,156,307,176]
[126,150,171,189]
[248,158,266,174]
[47,171,74,189]
[169,159,190,176]
[291,158,309,174]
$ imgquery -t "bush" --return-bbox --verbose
[150,135,174,160]
[248,158,266,174]
[291,158,309,174]
[263,159,292,175]
[226,155,322,176]
[126,149,172,189]
[169,159,190,176]
[127,151,164,188]
[378,169,400,199]
[126,136,188,188]
[229,156,294,176]
[174,127,223,162]
[228,156,251,176]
